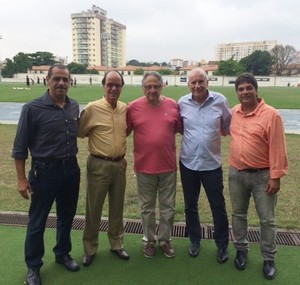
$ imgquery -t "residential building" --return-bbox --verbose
[71,5,126,68]
[215,40,278,61]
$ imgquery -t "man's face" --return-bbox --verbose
[236,82,258,106]
[46,67,70,98]
[103,72,123,107]
[142,75,162,106]
[188,71,208,99]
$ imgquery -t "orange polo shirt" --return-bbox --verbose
[229,99,288,179]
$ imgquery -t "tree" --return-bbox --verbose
[1,58,17,78]
[157,69,174,75]
[214,57,244,76]
[239,50,273,75]
[67,62,88,74]
[133,68,144,75]
[13,52,32,73]
[28,51,56,66]
[127,59,140,66]
[271,45,298,76]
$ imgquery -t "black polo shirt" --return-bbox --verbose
[12,92,79,160]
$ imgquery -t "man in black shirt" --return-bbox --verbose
[12,64,81,285]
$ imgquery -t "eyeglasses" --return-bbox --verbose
[105,83,123,89]
[143,85,162,90]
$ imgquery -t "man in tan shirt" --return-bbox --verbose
[78,71,129,266]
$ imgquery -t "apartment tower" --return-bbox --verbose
[215,40,278,61]
[71,5,126,68]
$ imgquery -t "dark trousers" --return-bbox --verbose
[25,159,80,270]
[179,161,229,249]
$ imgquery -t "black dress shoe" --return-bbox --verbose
[263,261,276,280]
[217,248,229,264]
[111,248,130,260]
[189,243,200,257]
[82,254,95,266]
[56,254,80,272]
[26,269,42,285]
[234,250,247,270]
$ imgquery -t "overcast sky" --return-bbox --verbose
[0,0,299,64]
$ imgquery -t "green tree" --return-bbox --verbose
[67,62,88,74]
[214,57,244,76]
[271,45,298,76]
[157,69,174,75]
[133,68,144,75]
[127,59,140,66]
[29,51,56,66]
[1,58,17,78]
[13,52,32,73]
[239,50,273,75]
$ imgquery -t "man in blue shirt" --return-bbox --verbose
[179,68,231,263]
[12,64,81,285]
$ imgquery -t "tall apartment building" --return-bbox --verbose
[71,5,126,68]
[215,40,278,61]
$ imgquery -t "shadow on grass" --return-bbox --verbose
[1,225,299,285]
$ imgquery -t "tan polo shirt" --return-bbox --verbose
[78,97,127,158]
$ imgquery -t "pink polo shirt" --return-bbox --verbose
[127,96,182,174]
[229,99,288,179]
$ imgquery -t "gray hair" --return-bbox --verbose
[142,72,163,85]
[188,68,208,81]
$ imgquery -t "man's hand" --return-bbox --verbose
[265,178,280,195]
[18,178,32,199]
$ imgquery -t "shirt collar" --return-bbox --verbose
[236,98,265,116]
[42,91,70,106]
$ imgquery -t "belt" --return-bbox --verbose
[33,157,77,166]
[90,154,124,162]
[240,167,269,173]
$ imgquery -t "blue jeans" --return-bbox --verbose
[25,158,80,270]
[180,162,229,249]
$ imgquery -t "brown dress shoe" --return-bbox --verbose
[82,254,95,266]
[111,248,130,260]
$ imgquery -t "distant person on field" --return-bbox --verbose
[179,68,231,264]
[229,73,288,280]
[12,64,81,285]
[127,71,182,259]
[26,75,30,87]
[78,71,130,266]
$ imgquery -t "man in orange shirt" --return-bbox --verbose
[229,73,288,280]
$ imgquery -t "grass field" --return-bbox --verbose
[0,83,300,108]
[0,83,299,230]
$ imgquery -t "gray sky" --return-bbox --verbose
[0,0,299,64]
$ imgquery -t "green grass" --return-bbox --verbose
[1,124,300,230]
[0,84,299,230]
[0,83,300,108]
[2,225,300,285]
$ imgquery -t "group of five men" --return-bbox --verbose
[12,64,287,285]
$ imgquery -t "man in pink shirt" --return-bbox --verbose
[229,73,288,280]
[127,72,182,258]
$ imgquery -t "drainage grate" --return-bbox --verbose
[1,212,300,246]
